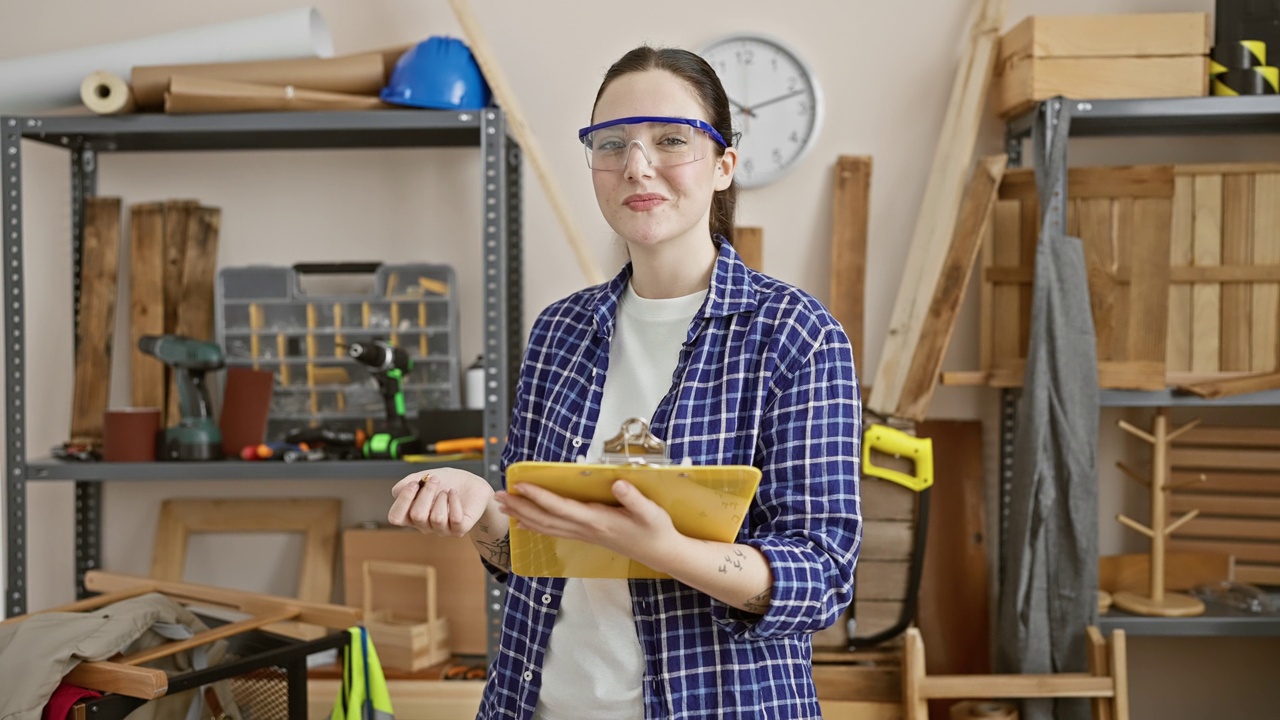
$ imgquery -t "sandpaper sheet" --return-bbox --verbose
[133,51,386,109]
[164,75,392,113]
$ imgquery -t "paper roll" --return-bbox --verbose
[950,700,1018,720]
[80,71,135,114]
[0,7,331,113]
[163,75,392,114]
[132,52,386,110]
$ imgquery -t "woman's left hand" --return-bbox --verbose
[497,479,679,569]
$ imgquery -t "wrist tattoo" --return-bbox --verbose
[478,533,511,568]
[743,588,771,614]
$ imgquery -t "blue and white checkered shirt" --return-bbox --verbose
[480,241,862,719]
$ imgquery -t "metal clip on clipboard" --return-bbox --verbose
[506,417,761,579]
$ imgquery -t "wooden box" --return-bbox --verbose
[363,560,452,672]
[982,162,1280,388]
[342,526,488,655]
[996,13,1210,118]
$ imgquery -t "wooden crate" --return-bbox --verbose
[1167,426,1280,587]
[983,162,1280,388]
[996,13,1210,118]
[363,561,451,672]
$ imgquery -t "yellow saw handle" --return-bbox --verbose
[862,424,934,492]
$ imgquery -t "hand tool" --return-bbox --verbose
[347,339,424,459]
[138,334,225,461]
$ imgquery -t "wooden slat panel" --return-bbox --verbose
[1173,470,1280,495]
[1129,197,1172,368]
[1177,517,1280,541]
[1252,173,1280,371]
[1168,175,1195,372]
[1172,265,1280,282]
[861,520,913,561]
[1169,448,1280,472]
[1167,538,1280,563]
[811,665,901,704]
[130,203,166,410]
[1176,425,1280,447]
[991,200,1022,366]
[829,156,871,373]
[1235,564,1280,586]
[1112,197,1136,362]
[1177,162,1280,176]
[999,165,1175,201]
[1170,493,1280,517]
[856,560,911,600]
[1220,173,1254,371]
[853,599,904,638]
[861,477,917,521]
[1191,174,1223,373]
[1099,551,1233,593]
[1078,198,1116,360]
[70,198,122,446]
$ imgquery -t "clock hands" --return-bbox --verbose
[726,95,755,118]
[748,88,805,112]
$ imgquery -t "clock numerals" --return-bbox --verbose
[789,130,800,144]
[771,57,779,72]
[735,47,754,66]
[798,100,811,117]
[772,148,785,167]
[787,76,799,92]
[743,158,756,177]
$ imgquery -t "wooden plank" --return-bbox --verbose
[980,198,995,374]
[1078,198,1116,360]
[861,477,917,521]
[856,560,911,601]
[733,225,763,271]
[999,165,1175,201]
[986,358,1165,389]
[867,0,1004,419]
[1221,173,1254,371]
[129,203,166,409]
[1252,173,1280,371]
[1018,191,1038,359]
[817,700,903,720]
[1128,197,1172,370]
[170,207,220,427]
[811,664,901,703]
[1177,425,1280,447]
[1171,265,1280,282]
[853,599,904,638]
[1191,174,1223,373]
[997,55,1208,118]
[1177,162,1280,176]
[916,421,989,680]
[161,200,195,427]
[1099,551,1233,594]
[1168,175,1195,372]
[118,607,299,665]
[1171,470,1280,494]
[896,154,1006,421]
[70,197,122,447]
[830,156,872,373]
[1175,370,1280,399]
[1169,448,1280,472]
[1177,517,1280,541]
[63,662,167,700]
[991,200,1022,369]
[860,520,913,561]
[921,674,1113,699]
[1236,564,1280,586]
[1170,493,1280,517]
[998,13,1210,64]
[1167,538,1280,564]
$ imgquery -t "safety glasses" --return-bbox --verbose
[578,116,728,171]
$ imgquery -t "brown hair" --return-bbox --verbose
[592,46,738,244]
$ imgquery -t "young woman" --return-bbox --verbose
[388,45,861,719]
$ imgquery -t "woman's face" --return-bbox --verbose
[589,69,735,251]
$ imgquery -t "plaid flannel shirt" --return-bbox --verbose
[479,241,862,719]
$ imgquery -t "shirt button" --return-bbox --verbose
[523,670,533,681]
[541,594,552,604]
[572,438,583,447]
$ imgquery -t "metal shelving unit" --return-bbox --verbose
[1000,95,1280,637]
[0,110,523,660]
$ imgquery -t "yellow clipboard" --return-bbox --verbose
[506,418,761,579]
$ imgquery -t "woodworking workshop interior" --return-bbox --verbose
[2,1,1280,719]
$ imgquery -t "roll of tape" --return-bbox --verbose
[1212,66,1279,95]
[1211,39,1267,69]
[80,70,136,114]
[950,700,1018,720]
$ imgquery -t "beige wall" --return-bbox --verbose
[2,0,1278,716]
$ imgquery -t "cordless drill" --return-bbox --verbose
[138,334,225,461]
[347,340,424,459]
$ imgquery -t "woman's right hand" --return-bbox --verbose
[388,467,495,537]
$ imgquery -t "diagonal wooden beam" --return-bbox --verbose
[869,0,1005,419]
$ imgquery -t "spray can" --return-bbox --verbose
[465,354,485,410]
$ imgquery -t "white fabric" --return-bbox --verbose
[533,282,707,720]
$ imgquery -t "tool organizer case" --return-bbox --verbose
[216,262,461,443]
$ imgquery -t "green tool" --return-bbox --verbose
[138,334,225,461]
[348,339,424,459]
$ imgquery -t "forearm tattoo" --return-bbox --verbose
[742,587,771,615]
[478,533,511,568]
[718,547,747,574]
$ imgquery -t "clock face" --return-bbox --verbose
[699,35,823,189]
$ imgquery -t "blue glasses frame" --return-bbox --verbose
[577,116,729,148]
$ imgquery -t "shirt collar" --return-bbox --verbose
[592,238,760,338]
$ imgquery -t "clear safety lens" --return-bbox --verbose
[582,122,711,171]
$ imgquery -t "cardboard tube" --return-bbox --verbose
[133,52,386,110]
[164,76,392,114]
[0,8,332,113]
[80,71,135,114]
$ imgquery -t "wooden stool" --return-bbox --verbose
[902,626,1129,720]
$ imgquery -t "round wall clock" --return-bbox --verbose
[699,34,824,189]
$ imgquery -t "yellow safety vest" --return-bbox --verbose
[331,626,395,720]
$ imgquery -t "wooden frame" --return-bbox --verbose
[150,498,341,604]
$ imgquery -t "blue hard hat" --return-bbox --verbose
[381,36,491,110]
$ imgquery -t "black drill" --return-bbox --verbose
[347,340,423,459]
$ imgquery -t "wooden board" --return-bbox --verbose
[69,198,122,446]
[1099,551,1234,594]
[830,156,872,373]
[998,13,1210,65]
[169,206,220,427]
[894,156,1006,421]
[867,0,1004,420]
[1167,175,1195,371]
[996,55,1208,119]
[129,203,166,410]
[1252,174,1280,371]
[733,225,763,271]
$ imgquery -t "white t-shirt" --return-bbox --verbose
[532,282,707,720]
